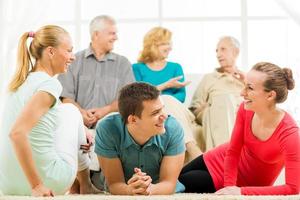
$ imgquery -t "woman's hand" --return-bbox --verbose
[31,183,54,197]
[158,76,191,91]
[80,128,94,153]
[215,186,241,195]
[85,128,94,145]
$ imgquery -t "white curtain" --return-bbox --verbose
[1,0,50,85]
[0,0,51,111]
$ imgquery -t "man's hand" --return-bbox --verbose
[232,70,245,84]
[215,186,241,195]
[88,107,109,122]
[127,168,152,195]
[193,102,209,117]
[31,183,54,197]
[80,109,97,128]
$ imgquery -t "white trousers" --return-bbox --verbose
[0,103,91,195]
[54,103,90,175]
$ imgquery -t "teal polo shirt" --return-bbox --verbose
[95,113,185,192]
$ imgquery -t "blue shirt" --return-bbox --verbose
[95,113,185,192]
[132,62,186,103]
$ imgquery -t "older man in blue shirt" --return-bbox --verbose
[95,82,185,195]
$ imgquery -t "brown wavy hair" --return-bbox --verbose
[252,62,295,103]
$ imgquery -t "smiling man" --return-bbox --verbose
[94,82,185,195]
[58,15,135,129]
[58,15,135,176]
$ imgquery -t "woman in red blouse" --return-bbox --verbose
[179,62,300,195]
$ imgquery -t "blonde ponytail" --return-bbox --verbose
[8,25,68,92]
[8,32,33,92]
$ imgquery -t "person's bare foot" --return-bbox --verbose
[69,178,80,194]
[185,141,202,164]
[80,182,103,194]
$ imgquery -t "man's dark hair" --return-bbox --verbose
[118,82,160,123]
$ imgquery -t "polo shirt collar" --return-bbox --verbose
[123,126,135,149]
[212,69,232,79]
[123,126,159,149]
[84,45,116,61]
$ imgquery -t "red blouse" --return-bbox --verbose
[204,103,300,195]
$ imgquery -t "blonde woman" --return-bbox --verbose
[133,27,190,103]
[133,27,201,162]
[0,25,99,196]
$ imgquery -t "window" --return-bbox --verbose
[162,0,240,17]
[1,0,300,119]
[81,0,159,20]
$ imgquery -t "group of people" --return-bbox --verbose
[0,15,299,197]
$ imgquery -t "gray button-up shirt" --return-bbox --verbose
[58,46,135,109]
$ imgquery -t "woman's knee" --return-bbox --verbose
[58,103,81,116]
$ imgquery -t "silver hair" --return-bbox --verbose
[89,15,116,37]
[219,36,240,49]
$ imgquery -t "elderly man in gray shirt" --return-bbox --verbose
[58,15,135,129]
[58,16,135,184]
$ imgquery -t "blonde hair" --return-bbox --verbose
[138,27,172,63]
[9,25,68,92]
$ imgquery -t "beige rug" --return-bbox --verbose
[1,194,300,200]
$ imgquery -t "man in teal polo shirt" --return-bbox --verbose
[94,82,185,195]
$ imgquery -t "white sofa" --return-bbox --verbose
[184,74,203,106]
